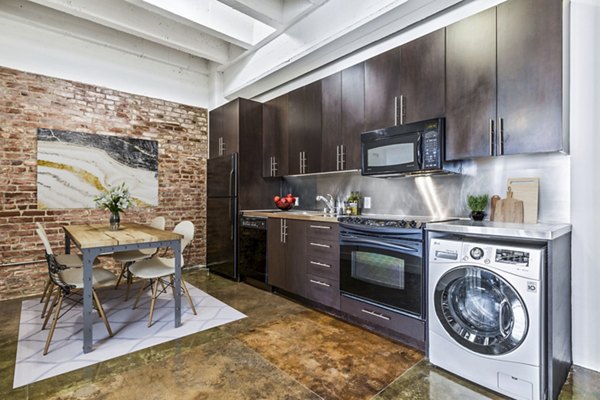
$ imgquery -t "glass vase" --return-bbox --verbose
[109,211,120,231]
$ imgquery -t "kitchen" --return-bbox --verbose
[0,0,598,399]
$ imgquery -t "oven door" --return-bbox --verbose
[340,235,423,317]
[361,130,421,176]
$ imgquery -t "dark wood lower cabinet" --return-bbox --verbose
[266,218,306,297]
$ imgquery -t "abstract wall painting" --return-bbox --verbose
[36,128,158,209]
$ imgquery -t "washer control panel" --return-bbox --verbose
[429,238,545,280]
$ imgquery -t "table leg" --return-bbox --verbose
[173,240,182,328]
[82,249,96,353]
[64,234,71,254]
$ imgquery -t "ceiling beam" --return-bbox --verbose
[216,0,285,29]
[0,0,209,74]
[26,0,240,65]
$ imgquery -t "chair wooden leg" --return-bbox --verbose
[148,279,159,327]
[125,266,133,301]
[40,278,52,303]
[132,279,147,310]
[41,283,56,319]
[42,287,59,330]
[115,263,127,289]
[181,279,197,315]
[92,289,113,337]
[43,292,64,355]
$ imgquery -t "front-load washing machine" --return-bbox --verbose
[428,237,546,400]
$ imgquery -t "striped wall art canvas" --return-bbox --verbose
[36,128,158,209]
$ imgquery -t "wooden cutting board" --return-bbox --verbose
[507,177,539,224]
[493,188,524,223]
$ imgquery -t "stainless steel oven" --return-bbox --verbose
[339,219,425,318]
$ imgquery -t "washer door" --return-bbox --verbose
[434,266,529,355]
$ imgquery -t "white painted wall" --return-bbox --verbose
[570,0,600,373]
[0,10,209,107]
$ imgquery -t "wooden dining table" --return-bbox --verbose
[63,222,183,353]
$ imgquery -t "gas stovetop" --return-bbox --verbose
[337,215,454,230]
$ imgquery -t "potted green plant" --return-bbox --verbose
[467,194,489,221]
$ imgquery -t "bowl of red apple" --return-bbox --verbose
[274,194,296,211]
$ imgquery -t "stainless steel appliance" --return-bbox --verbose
[339,215,452,346]
[428,237,546,400]
[206,153,238,279]
[239,215,269,290]
[361,118,446,177]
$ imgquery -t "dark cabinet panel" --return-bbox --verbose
[341,63,365,170]
[497,0,563,155]
[209,101,239,158]
[445,8,497,161]
[221,100,239,155]
[321,73,342,172]
[400,29,446,124]
[209,106,223,158]
[267,218,286,288]
[266,218,306,297]
[262,94,288,177]
[288,81,322,174]
[364,48,401,131]
[285,219,306,297]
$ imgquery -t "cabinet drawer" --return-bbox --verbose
[307,239,339,261]
[307,222,339,241]
[306,274,340,310]
[306,258,339,281]
[340,295,425,342]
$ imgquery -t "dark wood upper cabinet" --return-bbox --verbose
[321,72,342,172]
[262,94,289,177]
[399,29,446,124]
[209,100,239,158]
[288,81,322,175]
[341,63,365,170]
[364,49,401,131]
[320,63,364,172]
[496,0,563,155]
[446,0,564,161]
[445,7,497,161]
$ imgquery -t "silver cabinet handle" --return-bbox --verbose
[340,144,345,170]
[218,137,224,156]
[310,261,332,268]
[336,145,340,171]
[394,96,398,126]
[399,95,405,125]
[283,219,287,244]
[361,309,391,321]
[498,117,504,155]
[309,279,331,288]
[309,225,331,230]
[279,219,284,243]
[489,119,495,156]
[309,242,330,248]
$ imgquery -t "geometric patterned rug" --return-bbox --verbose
[13,282,246,388]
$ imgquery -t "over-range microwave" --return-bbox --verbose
[361,118,447,177]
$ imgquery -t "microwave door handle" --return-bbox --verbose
[416,135,422,169]
[341,237,420,254]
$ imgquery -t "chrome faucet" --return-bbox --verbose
[316,194,336,215]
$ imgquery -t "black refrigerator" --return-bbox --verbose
[206,153,238,279]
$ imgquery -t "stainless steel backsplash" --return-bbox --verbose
[283,152,570,223]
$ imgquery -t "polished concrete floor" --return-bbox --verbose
[1,269,598,399]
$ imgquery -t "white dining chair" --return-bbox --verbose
[113,216,166,300]
[36,223,100,318]
[42,253,117,355]
[128,220,196,327]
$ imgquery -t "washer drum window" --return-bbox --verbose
[434,266,528,355]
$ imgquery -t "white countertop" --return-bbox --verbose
[426,219,572,240]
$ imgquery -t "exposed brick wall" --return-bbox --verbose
[0,67,208,300]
